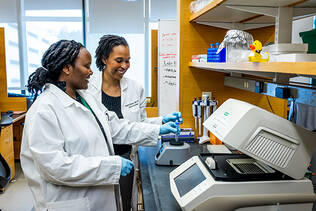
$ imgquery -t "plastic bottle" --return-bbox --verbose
[210,43,215,48]
[216,42,220,49]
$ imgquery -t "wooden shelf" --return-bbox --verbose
[189,61,316,77]
[189,0,316,30]
[189,0,224,22]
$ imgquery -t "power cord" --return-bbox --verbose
[266,95,274,114]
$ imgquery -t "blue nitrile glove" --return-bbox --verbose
[159,121,180,135]
[162,112,183,124]
[120,157,134,176]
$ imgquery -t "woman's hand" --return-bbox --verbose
[162,112,183,124]
[120,157,134,176]
[159,122,180,135]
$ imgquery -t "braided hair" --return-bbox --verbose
[27,40,84,101]
[95,34,128,71]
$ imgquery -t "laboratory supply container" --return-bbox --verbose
[207,46,226,62]
[299,29,316,53]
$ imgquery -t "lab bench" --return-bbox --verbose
[138,143,204,211]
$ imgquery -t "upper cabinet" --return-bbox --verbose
[189,0,316,31]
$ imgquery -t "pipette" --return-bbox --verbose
[175,121,179,143]
[192,98,197,130]
[198,97,211,144]
[197,97,202,135]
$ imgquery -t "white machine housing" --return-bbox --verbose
[170,99,316,211]
[204,98,316,180]
[170,156,315,211]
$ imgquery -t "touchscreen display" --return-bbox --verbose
[174,163,206,197]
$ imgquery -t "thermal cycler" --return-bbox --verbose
[170,98,316,211]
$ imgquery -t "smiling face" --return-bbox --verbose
[68,48,93,90]
[103,45,130,80]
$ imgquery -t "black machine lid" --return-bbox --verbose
[199,153,291,182]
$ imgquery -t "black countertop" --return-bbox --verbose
[138,143,205,211]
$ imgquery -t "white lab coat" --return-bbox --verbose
[88,72,163,211]
[20,84,160,211]
[88,71,163,125]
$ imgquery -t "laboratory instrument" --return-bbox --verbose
[161,128,195,143]
[155,138,190,166]
[197,94,217,144]
[170,98,316,211]
[156,120,191,166]
[192,98,197,130]
[197,97,202,135]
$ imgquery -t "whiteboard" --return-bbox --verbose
[158,20,179,116]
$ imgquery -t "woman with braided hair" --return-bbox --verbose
[20,40,179,211]
[88,34,182,211]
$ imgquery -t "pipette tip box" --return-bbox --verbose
[161,128,195,143]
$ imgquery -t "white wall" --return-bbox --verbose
[292,16,314,43]
[88,0,144,34]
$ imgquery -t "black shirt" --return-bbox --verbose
[101,91,132,156]
[101,91,123,119]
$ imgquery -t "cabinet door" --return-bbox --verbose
[0,125,15,180]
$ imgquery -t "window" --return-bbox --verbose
[0,0,20,92]
[24,7,83,83]
[1,0,178,94]
[0,23,21,91]
[1,0,84,93]
[25,20,83,77]
[17,0,83,93]
[86,0,176,97]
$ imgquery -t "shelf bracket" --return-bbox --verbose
[273,73,291,84]
[226,5,278,17]
[275,7,293,43]
[224,5,316,22]
[196,21,243,30]
[230,72,242,77]
[196,21,274,30]
[223,5,295,44]
[229,70,277,79]
[230,71,292,83]
[293,7,316,19]
[238,23,275,30]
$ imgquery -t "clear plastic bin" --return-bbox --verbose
[226,46,251,62]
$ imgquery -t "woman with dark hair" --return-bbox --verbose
[20,40,179,211]
[88,34,182,211]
